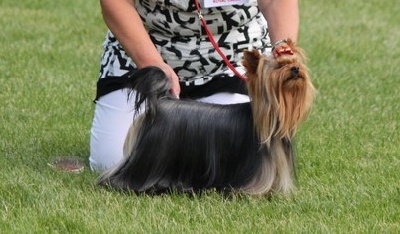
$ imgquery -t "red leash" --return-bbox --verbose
[194,0,247,81]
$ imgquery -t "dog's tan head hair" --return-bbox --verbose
[243,39,315,143]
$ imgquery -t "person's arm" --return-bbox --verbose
[100,0,181,96]
[258,0,299,57]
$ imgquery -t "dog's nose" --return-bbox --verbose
[291,66,299,74]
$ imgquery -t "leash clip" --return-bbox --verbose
[197,9,203,19]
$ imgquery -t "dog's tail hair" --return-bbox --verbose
[123,66,172,117]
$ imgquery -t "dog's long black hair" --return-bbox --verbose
[98,66,295,195]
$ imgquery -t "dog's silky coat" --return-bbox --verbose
[98,39,315,195]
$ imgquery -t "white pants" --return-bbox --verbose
[89,90,250,171]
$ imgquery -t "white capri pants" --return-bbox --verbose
[89,88,250,171]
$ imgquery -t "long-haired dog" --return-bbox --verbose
[98,39,315,195]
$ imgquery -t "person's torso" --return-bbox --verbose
[103,0,270,84]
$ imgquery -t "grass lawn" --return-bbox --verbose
[1,0,399,232]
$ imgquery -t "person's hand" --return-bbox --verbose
[156,62,181,98]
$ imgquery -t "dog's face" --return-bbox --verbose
[243,41,315,141]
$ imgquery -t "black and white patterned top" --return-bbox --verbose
[98,0,270,96]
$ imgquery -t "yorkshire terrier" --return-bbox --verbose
[98,39,315,195]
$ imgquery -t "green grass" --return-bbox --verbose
[1,0,399,233]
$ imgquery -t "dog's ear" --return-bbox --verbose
[242,50,262,76]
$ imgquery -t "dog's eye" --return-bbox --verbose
[291,66,299,74]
